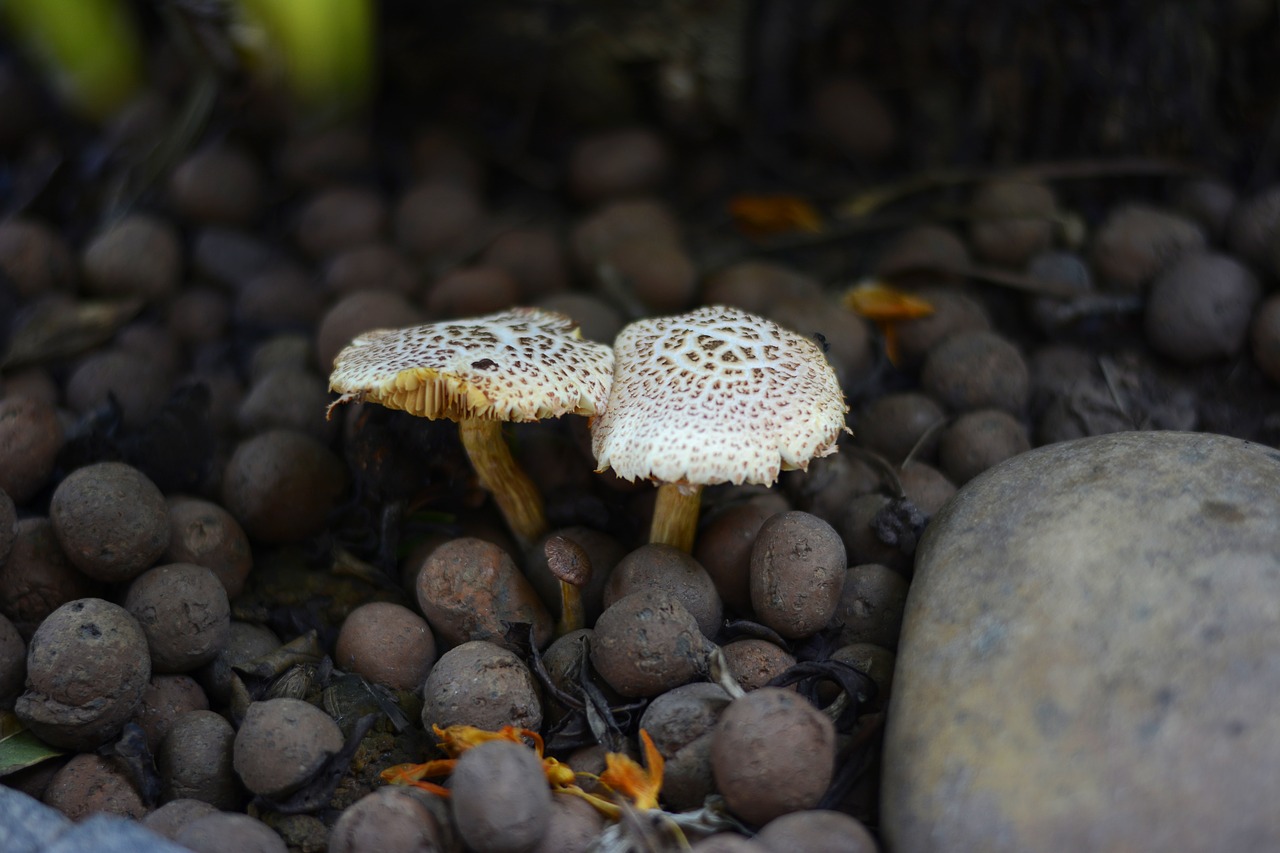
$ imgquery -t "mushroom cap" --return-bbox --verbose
[591,305,849,486]
[327,307,614,422]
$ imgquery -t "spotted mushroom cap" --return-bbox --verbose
[327,307,614,422]
[591,305,850,486]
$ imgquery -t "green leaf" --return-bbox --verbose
[0,712,65,776]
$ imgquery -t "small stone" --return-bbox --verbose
[50,462,170,583]
[232,698,343,799]
[43,754,149,821]
[884,431,1280,852]
[334,601,436,691]
[16,598,151,750]
[82,214,183,300]
[0,395,64,504]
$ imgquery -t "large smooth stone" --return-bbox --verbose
[883,431,1280,853]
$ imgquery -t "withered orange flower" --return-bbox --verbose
[843,280,935,365]
[598,729,664,811]
[728,194,824,238]
[381,724,666,818]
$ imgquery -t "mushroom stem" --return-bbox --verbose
[458,417,548,547]
[649,483,704,552]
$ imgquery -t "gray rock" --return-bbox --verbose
[0,785,71,853]
[883,431,1280,853]
[0,787,189,853]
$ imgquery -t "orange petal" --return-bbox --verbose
[599,729,664,811]
[433,724,531,757]
[843,281,935,321]
[381,759,457,787]
[729,194,824,238]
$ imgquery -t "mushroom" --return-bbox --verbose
[327,307,614,546]
[591,305,849,551]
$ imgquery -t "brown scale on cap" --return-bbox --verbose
[592,305,849,551]
[328,308,614,547]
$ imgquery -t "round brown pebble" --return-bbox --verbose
[133,673,209,753]
[234,266,324,332]
[858,393,946,465]
[832,563,909,650]
[82,213,183,300]
[532,794,605,853]
[1227,184,1280,273]
[0,611,25,707]
[233,698,343,798]
[591,590,708,698]
[711,687,836,825]
[421,640,543,733]
[43,753,149,820]
[1173,178,1236,240]
[604,544,723,639]
[65,348,172,428]
[335,601,436,690]
[394,182,487,260]
[809,76,896,161]
[694,501,779,616]
[168,287,231,346]
[1251,293,1280,383]
[451,739,552,853]
[323,242,421,298]
[570,198,682,271]
[328,786,443,853]
[168,145,263,226]
[721,639,797,691]
[222,429,348,544]
[921,331,1029,414]
[176,812,287,853]
[639,681,732,760]
[1145,252,1261,364]
[163,497,253,601]
[750,512,847,640]
[702,261,823,315]
[424,265,521,319]
[1091,204,1206,293]
[236,368,335,444]
[125,563,231,672]
[295,186,386,259]
[568,126,669,203]
[0,395,65,503]
[535,293,624,344]
[482,226,570,298]
[414,537,553,650]
[897,462,957,519]
[50,462,170,583]
[968,179,1057,267]
[315,290,424,374]
[874,225,971,281]
[16,598,151,750]
[754,809,878,853]
[603,235,697,313]
[142,798,219,840]
[938,409,1032,486]
[159,709,240,809]
[894,290,992,368]
[0,217,76,297]
[0,518,100,636]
